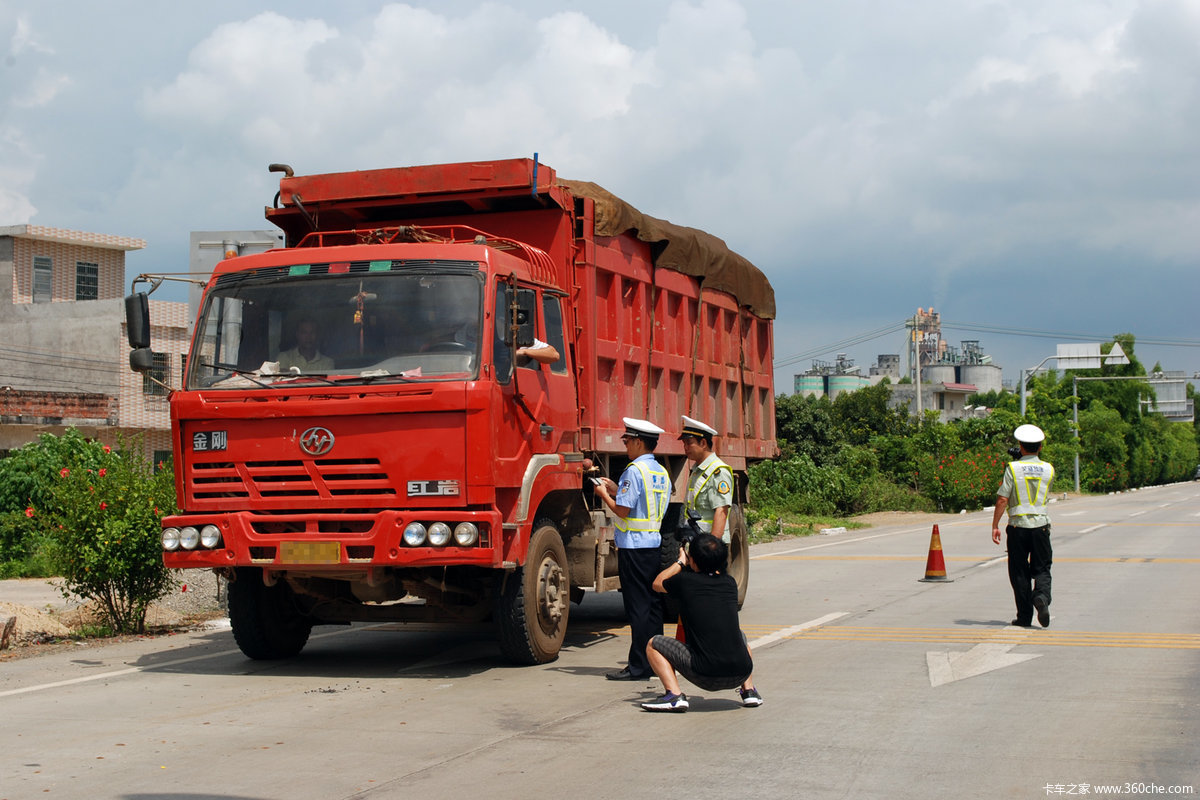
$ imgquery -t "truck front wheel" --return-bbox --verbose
[227,568,314,659]
[496,521,569,665]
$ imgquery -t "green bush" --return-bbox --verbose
[847,474,933,514]
[18,433,178,634]
[915,449,1006,512]
[0,510,57,578]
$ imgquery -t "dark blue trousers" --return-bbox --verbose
[617,546,664,677]
[1006,524,1053,624]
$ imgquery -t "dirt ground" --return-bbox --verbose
[0,571,226,661]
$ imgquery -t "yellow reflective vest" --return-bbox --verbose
[1005,457,1054,525]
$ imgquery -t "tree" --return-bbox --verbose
[774,392,838,463]
[831,382,910,446]
[1078,401,1130,492]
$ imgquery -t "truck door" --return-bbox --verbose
[517,292,575,454]
[493,283,576,459]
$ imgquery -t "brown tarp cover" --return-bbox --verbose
[558,179,776,320]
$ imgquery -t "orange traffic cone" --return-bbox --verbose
[918,524,954,582]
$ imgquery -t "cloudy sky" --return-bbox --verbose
[3,0,1198,392]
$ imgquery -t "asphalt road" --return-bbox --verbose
[2,485,1198,800]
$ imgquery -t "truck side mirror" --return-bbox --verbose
[129,347,156,373]
[511,289,536,348]
[125,293,151,349]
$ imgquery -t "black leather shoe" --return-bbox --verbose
[1010,619,1033,628]
[605,667,647,681]
[1033,596,1050,628]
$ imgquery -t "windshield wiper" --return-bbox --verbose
[198,362,340,387]
[199,362,276,389]
[335,373,416,384]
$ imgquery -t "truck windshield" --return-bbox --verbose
[187,269,483,389]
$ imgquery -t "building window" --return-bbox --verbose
[143,352,170,397]
[33,256,53,303]
[76,262,99,300]
[180,354,188,385]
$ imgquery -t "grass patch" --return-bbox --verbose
[746,509,869,544]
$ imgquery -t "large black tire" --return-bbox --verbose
[496,521,570,665]
[728,505,750,609]
[227,568,314,660]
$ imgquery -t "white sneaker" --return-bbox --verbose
[738,687,764,707]
[641,692,689,712]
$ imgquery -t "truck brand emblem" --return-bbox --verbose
[408,480,460,497]
[299,427,335,456]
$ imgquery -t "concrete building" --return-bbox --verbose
[888,381,986,422]
[0,224,189,462]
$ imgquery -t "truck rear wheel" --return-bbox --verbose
[496,521,569,665]
[728,505,750,609]
[227,568,314,660]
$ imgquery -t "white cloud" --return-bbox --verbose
[0,126,38,222]
[12,66,71,107]
[10,14,54,56]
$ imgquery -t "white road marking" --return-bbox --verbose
[749,612,848,649]
[927,631,1042,687]
[0,624,353,698]
[752,527,940,558]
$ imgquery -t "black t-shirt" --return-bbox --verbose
[663,570,753,677]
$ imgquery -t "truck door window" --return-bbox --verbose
[514,288,540,371]
[493,282,512,384]
[541,295,568,375]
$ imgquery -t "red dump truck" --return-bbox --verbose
[126,157,775,664]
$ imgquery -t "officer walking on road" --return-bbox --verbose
[991,424,1055,628]
[680,415,735,544]
[594,417,671,680]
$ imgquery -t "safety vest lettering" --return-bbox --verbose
[615,461,670,534]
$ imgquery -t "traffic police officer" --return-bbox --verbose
[991,424,1055,628]
[680,415,735,544]
[594,417,670,680]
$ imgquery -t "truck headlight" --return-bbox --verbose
[180,526,200,550]
[427,522,452,546]
[402,522,427,546]
[453,522,479,546]
[162,527,181,551]
[200,524,222,549]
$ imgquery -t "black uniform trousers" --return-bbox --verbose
[617,546,664,677]
[1006,524,1053,624]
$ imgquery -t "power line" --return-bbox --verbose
[774,319,1200,371]
[773,321,907,368]
[942,321,1200,348]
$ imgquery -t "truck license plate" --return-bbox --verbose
[280,541,340,564]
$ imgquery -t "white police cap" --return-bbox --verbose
[679,415,718,439]
[622,417,665,438]
[1014,424,1045,444]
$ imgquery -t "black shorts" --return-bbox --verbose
[648,633,751,692]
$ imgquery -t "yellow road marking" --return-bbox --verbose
[758,555,1200,563]
[577,623,1200,649]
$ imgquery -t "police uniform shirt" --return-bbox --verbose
[997,454,1055,529]
[613,453,669,550]
[686,453,734,542]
